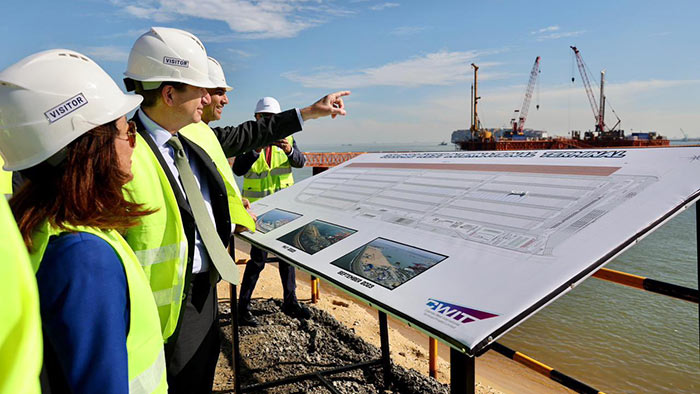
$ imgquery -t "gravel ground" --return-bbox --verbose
[213,298,463,393]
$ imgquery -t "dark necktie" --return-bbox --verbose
[166,136,239,284]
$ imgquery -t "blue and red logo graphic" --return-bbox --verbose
[426,298,498,324]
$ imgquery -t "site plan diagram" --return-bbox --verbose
[294,161,656,256]
[238,147,700,355]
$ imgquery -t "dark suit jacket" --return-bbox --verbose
[129,109,302,350]
[231,138,306,177]
[130,108,302,260]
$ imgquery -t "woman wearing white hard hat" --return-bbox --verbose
[0,49,167,394]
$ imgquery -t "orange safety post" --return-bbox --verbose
[429,337,438,378]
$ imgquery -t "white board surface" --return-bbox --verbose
[237,147,700,355]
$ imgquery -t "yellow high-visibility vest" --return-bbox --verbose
[0,198,41,394]
[124,121,255,341]
[0,156,13,197]
[29,222,167,394]
[242,136,294,202]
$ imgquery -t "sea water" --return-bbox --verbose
[237,141,699,393]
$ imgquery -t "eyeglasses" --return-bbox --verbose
[116,120,137,148]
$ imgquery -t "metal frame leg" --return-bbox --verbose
[378,311,392,387]
[230,284,242,394]
[696,203,699,344]
[429,337,438,378]
[450,348,475,394]
[311,275,319,303]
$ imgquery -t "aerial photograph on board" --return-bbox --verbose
[254,209,302,234]
[332,238,446,289]
[277,220,356,255]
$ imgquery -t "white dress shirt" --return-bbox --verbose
[138,111,215,274]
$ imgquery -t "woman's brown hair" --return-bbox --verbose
[10,119,154,249]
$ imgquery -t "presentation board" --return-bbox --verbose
[237,147,700,355]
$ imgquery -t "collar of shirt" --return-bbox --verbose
[138,110,177,150]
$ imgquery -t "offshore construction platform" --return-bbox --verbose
[451,47,669,151]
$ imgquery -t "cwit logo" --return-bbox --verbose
[426,298,498,324]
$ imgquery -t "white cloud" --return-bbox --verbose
[83,46,131,62]
[370,2,399,11]
[390,26,426,36]
[536,30,585,41]
[116,0,353,39]
[529,25,583,41]
[227,48,254,58]
[531,25,559,34]
[283,50,509,89]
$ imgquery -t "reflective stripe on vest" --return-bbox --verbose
[130,350,166,393]
[242,136,295,203]
[124,133,188,341]
[0,198,42,394]
[29,223,167,394]
[242,189,273,199]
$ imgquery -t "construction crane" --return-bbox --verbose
[470,63,481,139]
[570,46,621,133]
[510,56,541,133]
[469,63,491,141]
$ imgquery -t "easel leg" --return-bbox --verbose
[311,275,318,303]
[429,337,438,378]
[230,284,242,393]
[450,348,474,394]
[695,203,700,342]
[378,311,392,387]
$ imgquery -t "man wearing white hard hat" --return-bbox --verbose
[232,97,308,327]
[200,57,231,125]
[0,49,167,394]
[121,27,349,393]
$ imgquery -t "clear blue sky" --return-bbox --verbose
[1,0,698,143]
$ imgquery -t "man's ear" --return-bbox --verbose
[161,85,175,107]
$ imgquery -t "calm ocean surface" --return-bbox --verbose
[240,141,699,393]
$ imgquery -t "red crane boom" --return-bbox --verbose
[512,56,541,133]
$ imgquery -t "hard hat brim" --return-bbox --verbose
[123,73,219,90]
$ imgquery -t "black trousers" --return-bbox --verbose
[165,273,220,394]
[238,246,297,311]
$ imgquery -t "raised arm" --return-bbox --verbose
[212,91,351,158]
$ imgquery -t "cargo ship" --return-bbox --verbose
[453,50,669,151]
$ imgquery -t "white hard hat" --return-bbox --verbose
[0,49,142,171]
[207,57,233,91]
[254,97,281,114]
[124,27,216,90]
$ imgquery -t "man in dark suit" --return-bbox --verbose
[122,27,349,394]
